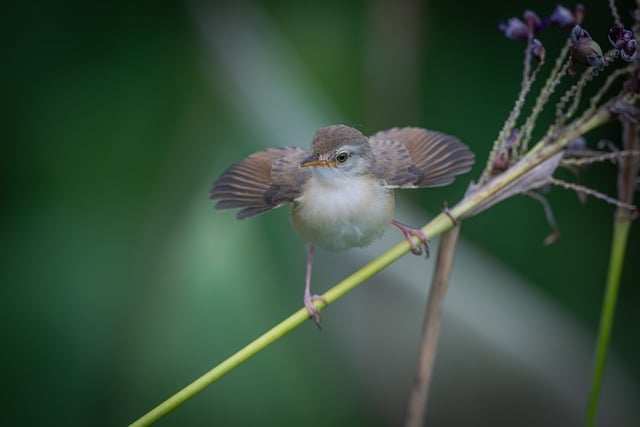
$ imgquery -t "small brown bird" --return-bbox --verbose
[210,125,474,326]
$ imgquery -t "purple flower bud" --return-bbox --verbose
[531,38,545,63]
[570,25,587,44]
[524,10,542,32]
[570,25,604,67]
[549,5,574,27]
[621,39,638,62]
[608,25,633,49]
[607,26,637,62]
[499,17,530,41]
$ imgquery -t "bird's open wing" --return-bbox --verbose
[369,127,475,188]
[210,147,310,219]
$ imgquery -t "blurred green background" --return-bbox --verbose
[3,0,639,426]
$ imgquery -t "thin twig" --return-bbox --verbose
[481,40,540,183]
[547,177,637,211]
[609,0,622,28]
[555,51,620,131]
[519,45,572,155]
[590,66,632,110]
[519,40,573,156]
[524,190,560,245]
[404,225,461,427]
[562,150,640,166]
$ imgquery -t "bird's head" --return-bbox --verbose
[300,125,374,181]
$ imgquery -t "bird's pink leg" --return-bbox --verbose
[303,244,328,327]
[392,220,430,257]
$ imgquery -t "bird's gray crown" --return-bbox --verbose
[310,125,368,154]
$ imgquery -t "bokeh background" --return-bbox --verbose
[3,0,639,426]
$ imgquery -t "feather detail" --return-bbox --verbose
[210,147,309,219]
[369,127,475,188]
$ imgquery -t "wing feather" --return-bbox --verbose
[369,127,474,188]
[210,147,309,219]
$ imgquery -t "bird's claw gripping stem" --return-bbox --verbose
[392,220,430,257]
[304,293,328,328]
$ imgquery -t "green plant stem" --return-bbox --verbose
[585,219,631,427]
[129,212,456,427]
[129,308,309,427]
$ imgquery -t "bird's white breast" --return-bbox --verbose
[291,173,395,251]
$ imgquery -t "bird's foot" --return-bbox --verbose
[304,294,328,328]
[392,220,430,257]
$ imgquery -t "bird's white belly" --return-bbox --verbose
[291,177,395,250]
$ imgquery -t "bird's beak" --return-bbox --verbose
[300,154,335,168]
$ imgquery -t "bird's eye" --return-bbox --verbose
[336,151,349,163]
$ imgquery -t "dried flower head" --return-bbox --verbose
[549,4,575,27]
[608,25,633,48]
[608,25,637,62]
[499,17,530,41]
[531,38,546,63]
[478,2,638,231]
[621,39,638,62]
[500,5,586,42]
[524,10,542,32]
[570,25,604,67]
